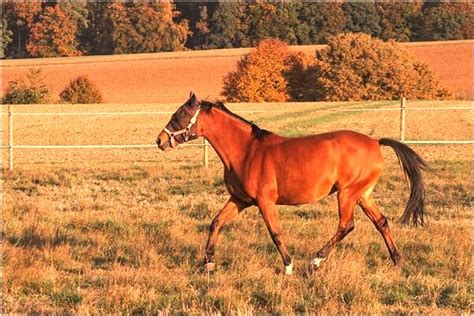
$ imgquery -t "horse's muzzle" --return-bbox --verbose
[156,132,170,151]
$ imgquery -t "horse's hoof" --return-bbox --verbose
[312,257,326,268]
[392,254,402,266]
[205,262,215,272]
[284,262,293,275]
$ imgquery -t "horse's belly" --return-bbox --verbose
[276,177,335,205]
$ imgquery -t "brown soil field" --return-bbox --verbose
[2,40,472,103]
[405,41,473,100]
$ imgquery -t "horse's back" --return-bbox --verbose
[288,130,376,145]
[276,130,381,162]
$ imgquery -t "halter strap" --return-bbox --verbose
[163,107,201,148]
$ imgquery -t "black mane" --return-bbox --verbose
[201,101,272,140]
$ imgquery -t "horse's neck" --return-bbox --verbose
[199,109,253,170]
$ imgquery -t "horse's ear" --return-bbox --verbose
[189,91,199,108]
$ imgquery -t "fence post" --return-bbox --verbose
[400,97,406,142]
[8,105,13,171]
[203,138,209,168]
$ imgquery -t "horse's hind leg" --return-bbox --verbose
[313,188,356,267]
[358,192,401,265]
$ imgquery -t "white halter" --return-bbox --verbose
[163,107,201,148]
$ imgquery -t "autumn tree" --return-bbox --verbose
[206,3,248,49]
[244,3,301,46]
[56,1,90,52]
[80,2,111,55]
[175,3,217,49]
[312,33,450,101]
[27,4,82,57]
[222,39,309,102]
[193,5,211,49]
[130,2,189,53]
[2,1,41,58]
[2,16,13,58]
[205,2,340,48]
[342,2,381,37]
[83,2,189,55]
[376,1,423,42]
[419,1,473,40]
[3,1,474,58]
[342,1,424,42]
[296,2,346,44]
[107,2,141,54]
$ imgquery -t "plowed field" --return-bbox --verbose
[2,41,472,103]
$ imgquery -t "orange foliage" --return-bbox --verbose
[223,35,451,103]
[26,5,81,57]
[314,33,450,101]
[7,0,41,27]
[222,39,292,102]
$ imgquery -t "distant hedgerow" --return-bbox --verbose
[2,69,51,104]
[60,76,103,104]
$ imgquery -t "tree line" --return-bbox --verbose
[2,1,472,59]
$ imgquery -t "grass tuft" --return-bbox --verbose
[50,286,83,309]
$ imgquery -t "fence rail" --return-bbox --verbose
[2,106,473,117]
[3,100,474,170]
[0,110,273,116]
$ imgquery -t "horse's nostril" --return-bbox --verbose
[156,138,161,146]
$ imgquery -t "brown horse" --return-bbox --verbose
[156,93,428,275]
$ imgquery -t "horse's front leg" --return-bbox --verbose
[204,197,248,272]
[257,200,293,275]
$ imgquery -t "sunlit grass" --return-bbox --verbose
[2,101,472,313]
[3,158,471,313]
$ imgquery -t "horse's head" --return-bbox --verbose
[156,92,201,151]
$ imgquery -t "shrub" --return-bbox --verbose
[222,38,291,102]
[2,69,51,104]
[313,33,450,101]
[59,76,103,104]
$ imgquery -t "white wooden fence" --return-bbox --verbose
[3,99,473,170]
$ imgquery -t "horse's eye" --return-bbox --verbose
[169,114,182,130]
[177,110,187,120]
[171,113,179,123]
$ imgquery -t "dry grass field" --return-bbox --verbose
[2,100,473,313]
[2,40,473,103]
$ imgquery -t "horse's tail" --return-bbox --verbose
[379,138,429,226]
